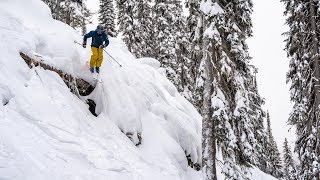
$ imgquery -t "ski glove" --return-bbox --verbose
[99,44,106,49]
[82,44,86,48]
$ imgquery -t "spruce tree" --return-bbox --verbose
[282,0,320,179]
[186,0,203,110]
[116,0,154,58]
[185,0,202,106]
[153,0,179,86]
[197,0,268,179]
[283,138,297,180]
[116,0,136,52]
[59,0,87,28]
[132,0,154,58]
[266,112,283,178]
[42,0,60,19]
[249,75,269,173]
[186,0,202,44]
[171,1,193,97]
[99,0,117,37]
[116,0,190,97]
[41,0,91,30]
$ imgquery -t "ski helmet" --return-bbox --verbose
[97,25,103,30]
[96,25,104,34]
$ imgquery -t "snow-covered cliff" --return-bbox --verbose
[0,0,201,179]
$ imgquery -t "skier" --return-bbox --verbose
[83,25,109,79]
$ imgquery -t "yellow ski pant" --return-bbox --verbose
[90,47,103,68]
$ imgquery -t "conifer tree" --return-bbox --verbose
[153,0,179,86]
[197,0,268,179]
[81,16,87,35]
[266,112,283,178]
[186,0,202,44]
[99,0,117,37]
[186,0,203,110]
[116,0,136,52]
[116,0,190,96]
[172,1,193,97]
[132,0,154,58]
[152,0,193,92]
[282,0,320,179]
[42,0,60,19]
[283,138,297,180]
[42,0,91,30]
[249,75,269,173]
[185,0,202,105]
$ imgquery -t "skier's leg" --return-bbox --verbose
[96,48,103,69]
[90,47,98,70]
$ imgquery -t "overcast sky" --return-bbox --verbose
[247,0,296,151]
[86,0,296,151]
[86,0,100,31]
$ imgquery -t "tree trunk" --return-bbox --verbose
[202,14,217,180]
[56,0,60,20]
[309,1,320,179]
[81,1,87,36]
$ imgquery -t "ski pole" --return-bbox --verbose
[74,40,82,46]
[74,40,122,67]
[102,49,122,67]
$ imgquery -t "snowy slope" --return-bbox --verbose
[0,0,279,180]
[0,0,201,179]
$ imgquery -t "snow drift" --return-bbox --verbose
[0,0,201,179]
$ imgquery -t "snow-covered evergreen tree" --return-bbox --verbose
[81,14,87,35]
[60,0,89,29]
[42,0,60,19]
[197,0,269,179]
[265,112,283,178]
[42,0,91,30]
[116,0,136,52]
[153,0,179,87]
[283,138,297,180]
[186,0,204,111]
[282,0,320,179]
[186,0,202,44]
[185,0,203,105]
[132,0,154,58]
[171,1,194,98]
[116,0,191,97]
[249,74,269,173]
[99,0,117,37]
[116,0,155,59]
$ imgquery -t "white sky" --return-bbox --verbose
[247,0,296,152]
[86,0,296,152]
[85,0,100,31]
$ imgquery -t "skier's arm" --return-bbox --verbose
[104,33,109,47]
[83,31,93,45]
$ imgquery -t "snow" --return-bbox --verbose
[203,23,221,42]
[0,0,201,179]
[215,150,278,180]
[200,0,224,16]
[0,0,280,179]
[138,58,161,69]
[250,168,278,180]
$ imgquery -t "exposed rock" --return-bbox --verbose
[20,52,94,96]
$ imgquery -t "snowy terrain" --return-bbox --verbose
[0,0,277,179]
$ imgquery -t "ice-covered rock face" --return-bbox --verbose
[0,0,202,179]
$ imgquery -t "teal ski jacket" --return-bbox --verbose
[83,30,109,48]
